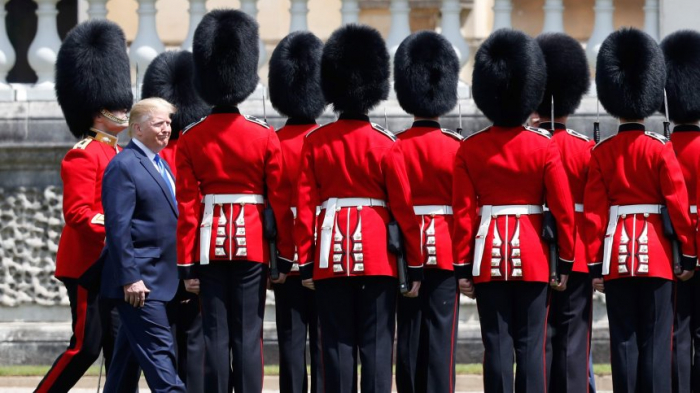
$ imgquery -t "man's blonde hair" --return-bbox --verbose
[128,97,177,137]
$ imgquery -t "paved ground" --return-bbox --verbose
[0,375,614,392]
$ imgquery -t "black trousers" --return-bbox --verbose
[316,276,397,393]
[396,269,459,393]
[168,284,204,393]
[199,261,267,393]
[606,277,673,393]
[476,281,549,393]
[673,273,700,393]
[546,272,593,393]
[273,276,322,393]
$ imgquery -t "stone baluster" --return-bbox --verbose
[26,0,61,100]
[586,0,614,70]
[441,0,469,67]
[542,0,564,33]
[87,0,108,19]
[0,0,15,100]
[492,0,512,30]
[643,0,659,41]
[181,0,207,51]
[289,0,309,32]
[240,0,267,70]
[386,0,411,55]
[130,0,165,86]
[341,0,360,25]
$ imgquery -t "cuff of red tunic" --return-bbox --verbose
[408,266,424,282]
[558,258,574,275]
[178,264,199,280]
[277,256,294,275]
[453,262,473,279]
[588,262,603,278]
[681,254,697,272]
[299,262,314,280]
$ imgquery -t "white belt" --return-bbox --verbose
[691,205,697,214]
[602,204,663,275]
[473,205,543,276]
[575,203,584,213]
[200,194,265,265]
[414,205,453,215]
[318,198,386,268]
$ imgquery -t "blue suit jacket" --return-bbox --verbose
[100,141,179,301]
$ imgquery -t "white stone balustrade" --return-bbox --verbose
[87,0,108,19]
[181,0,206,51]
[341,0,360,25]
[240,0,267,71]
[0,0,14,101]
[289,0,310,32]
[586,0,615,71]
[26,0,61,100]
[542,0,564,33]
[644,0,659,41]
[129,0,164,86]
[492,0,512,30]
[386,0,411,56]
[441,0,470,67]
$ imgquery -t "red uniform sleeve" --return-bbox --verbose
[382,141,423,281]
[451,145,478,279]
[60,148,106,243]
[294,139,318,279]
[175,137,202,279]
[264,130,296,272]
[543,140,576,275]
[660,143,697,270]
[582,153,608,277]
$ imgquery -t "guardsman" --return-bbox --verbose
[176,10,294,393]
[660,30,700,393]
[392,31,462,393]
[583,27,696,393]
[533,33,595,393]
[267,31,324,393]
[141,50,210,393]
[452,29,576,393]
[294,24,422,393]
[36,20,133,393]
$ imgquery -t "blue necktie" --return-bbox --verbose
[154,155,176,201]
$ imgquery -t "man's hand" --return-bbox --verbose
[403,281,421,298]
[550,274,569,292]
[271,272,288,285]
[592,277,605,293]
[458,278,475,299]
[123,280,150,308]
[676,269,695,282]
[184,278,200,294]
[302,278,315,290]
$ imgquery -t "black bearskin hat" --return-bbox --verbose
[661,30,700,124]
[596,28,666,120]
[193,9,259,106]
[321,24,390,114]
[55,20,133,138]
[142,51,210,138]
[472,29,547,127]
[268,31,325,120]
[536,33,590,118]
[394,31,459,118]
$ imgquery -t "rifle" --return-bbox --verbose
[594,99,601,143]
[387,220,410,294]
[263,205,280,280]
[542,208,560,284]
[660,207,682,274]
[663,89,671,139]
[456,96,463,135]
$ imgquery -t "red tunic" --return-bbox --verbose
[175,106,295,279]
[671,125,700,270]
[396,121,462,271]
[583,123,696,281]
[452,125,576,284]
[55,130,120,279]
[294,113,422,281]
[544,122,595,273]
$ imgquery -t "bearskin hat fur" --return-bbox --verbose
[142,51,210,137]
[596,28,666,120]
[472,29,547,127]
[394,31,459,118]
[268,31,325,120]
[660,30,700,124]
[193,9,259,106]
[55,20,133,138]
[536,33,590,118]
[321,24,390,114]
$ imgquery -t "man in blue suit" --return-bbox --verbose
[100,97,186,393]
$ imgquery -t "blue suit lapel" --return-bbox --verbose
[127,141,178,216]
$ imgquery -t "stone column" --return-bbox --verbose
[289,0,309,32]
[386,0,411,54]
[341,0,360,25]
[240,0,267,70]
[644,0,659,41]
[129,0,165,86]
[492,0,512,30]
[586,0,614,70]
[86,0,108,19]
[0,0,14,100]
[26,0,61,100]
[181,0,206,51]
[441,0,469,67]
[542,0,564,33]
